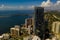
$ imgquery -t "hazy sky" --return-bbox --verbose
[0,0,56,6]
[0,0,57,10]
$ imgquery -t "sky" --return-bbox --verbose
[0,0,58,10]
[0,0,56,5]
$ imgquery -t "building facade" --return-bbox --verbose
[34,7,44,39]
[25,18,34,34]
[10,25,20,37]
[2,33,9,40]
[52,21,60,39]
[25,18,33,27]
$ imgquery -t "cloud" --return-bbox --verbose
[19,6,24,9]
[0,0,60,10]
[19,5,35,10]
[40,0,60,11]
[0,5,18,10]
[0,5,35,10]
[27,5,35,10]
[41,0,53,7]
[0,4,4,8]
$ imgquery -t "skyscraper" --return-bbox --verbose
[34,7,44,39]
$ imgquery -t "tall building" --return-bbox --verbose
[25,18,33,27]
[34,7,44,39]
[52,21,60,33]
[25,18,34,34]
[44,13,50,39]
[52,21,60,39]
[10,25,20,37]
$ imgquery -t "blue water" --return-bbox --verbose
[0,10,34,34]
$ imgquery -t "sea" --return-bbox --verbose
[0,10,34,34]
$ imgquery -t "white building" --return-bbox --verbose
[25,18,34,28]
[2,33,9,40]
[24,18,34,34]
[45,39,50,40]
[52,21,60,40]
[52,21,60,33]
[51,36,57,40]
[10,25,20,37]
[23,36,30,40]
[32,35,41,40]
[0,35,3,40]
[27,25,33,34]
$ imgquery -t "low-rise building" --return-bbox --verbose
[10,25,20,37]
[2,33,9,40]
[23,36,30,40]
[0,35,3,40]
[32,35,41,40]
[27,25,33,34]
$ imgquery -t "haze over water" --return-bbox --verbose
[0,10,33,34]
